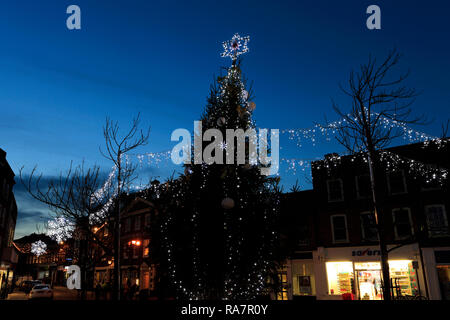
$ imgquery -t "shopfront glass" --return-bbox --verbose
[326,260,418,300]
[389,260,419,297]
[291,261,315,297]
[355,262,382,300]
[326,262,354,296]
[436,265,450,300]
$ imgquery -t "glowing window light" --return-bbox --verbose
[326,262,354,295]
[388,260,411,270]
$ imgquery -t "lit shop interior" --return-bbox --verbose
[437,265,450,300]
[326,260,419,300]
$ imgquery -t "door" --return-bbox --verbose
[357,270,382,300]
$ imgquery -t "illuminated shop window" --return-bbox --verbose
[326,262,354,295]
[389,260,418,297]
[354,262,382,300]
[436,265,450,300]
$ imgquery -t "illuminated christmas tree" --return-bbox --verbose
[153,34,282,300]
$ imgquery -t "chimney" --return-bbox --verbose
[0,148,6,160]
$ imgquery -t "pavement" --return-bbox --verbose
[6,286,94,300]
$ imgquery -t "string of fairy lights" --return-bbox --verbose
[79,120,447,184]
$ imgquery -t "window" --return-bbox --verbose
[134,216,141,231]
[292,262,315,296]
[421,178,441,191]
[331,215,348,243]
[360,211,378,241]
[123,245,128,258]
[125,218,131,232]
[425,205,449,237]
[392,208,414,239]
[327,179,344,202]
[356,175,371,199]
[276,268,289,300]
[297,225,310,246]
[389,260,419,297]
[326,262,354,295]
[387,170,407,195]
[145,214,151,227]
[143,239,150,257]
[133,245,139,258]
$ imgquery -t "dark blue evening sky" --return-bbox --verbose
[1,0,449,237]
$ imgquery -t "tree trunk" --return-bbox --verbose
[113,156,122,301]
[113,215,121,300]
[80,238,88,300]
[378,227,391,301]
[367,151,391,301]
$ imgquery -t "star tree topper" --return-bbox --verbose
[221,33,250,62]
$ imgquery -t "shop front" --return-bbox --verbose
[421,247,450,300]
[315,244,424,300]
[287,252,316,300]
[0,246,19,292]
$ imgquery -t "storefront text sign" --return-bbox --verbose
[352,249,381,257]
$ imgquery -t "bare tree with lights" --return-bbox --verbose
[329,49,425,301]
[100,113,150,301]
[20,163,114,300]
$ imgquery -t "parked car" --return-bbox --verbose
[29,284,53,300]
[21,280,42,293]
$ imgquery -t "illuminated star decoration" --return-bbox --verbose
[46,217,75,243]
[221,33,250,61]
[31,240,47,257]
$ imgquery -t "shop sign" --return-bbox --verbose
[352,249,381,257]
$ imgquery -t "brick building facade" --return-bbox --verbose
[284,140,450,300]
[0,148,19,292]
